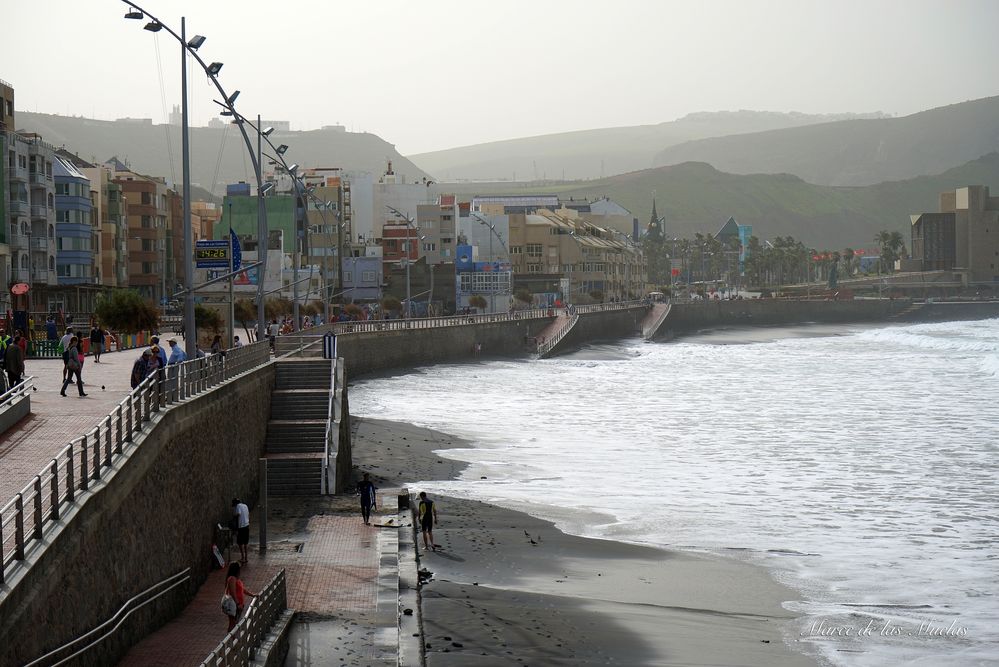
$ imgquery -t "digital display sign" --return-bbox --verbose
[195,240,231,269]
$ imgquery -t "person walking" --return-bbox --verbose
[232,498,250,564]
[4,332,24,388]
[130,350,152,388]
[233,336,243,348]
[59,327,74,382]
[358,473,377,525]
[222,562,256,632]
[150,336,168,368]
[418,491,440,551]
[60,336,86,397]
[210,334,224,356]
[89,324,105,363]
[146,345,163,378]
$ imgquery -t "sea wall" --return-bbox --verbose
[659,298,907,337]
[553,306,647,356]
[0,365,275,667]
[335,316,555,379]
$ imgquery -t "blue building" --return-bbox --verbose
[53,155,95,285]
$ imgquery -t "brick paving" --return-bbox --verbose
[0,346,143,504]
[119,495,393,667]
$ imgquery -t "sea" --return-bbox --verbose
[350,318,999,666]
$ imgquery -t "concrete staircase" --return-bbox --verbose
[265,359,332,496]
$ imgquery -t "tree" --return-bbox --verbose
[94,289,159,334]
[380,295,402,312]
[514,288,533,305]
[233,299,256,341]
[875,230,906,273]
[468,295,488,310]
[195,304,222,333]
[264,298,292,320]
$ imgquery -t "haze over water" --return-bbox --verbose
[352,319,999,666]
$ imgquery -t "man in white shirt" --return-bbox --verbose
[232,498,250,564]
[59,327,75,381]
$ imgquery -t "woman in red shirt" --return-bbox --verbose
[223,562,257,631]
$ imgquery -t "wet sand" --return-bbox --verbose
[351,416,821,666]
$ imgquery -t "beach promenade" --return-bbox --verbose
[0,346,137,505]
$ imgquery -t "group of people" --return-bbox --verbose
[56,324,111,397]
[128,336,194,388]
[356,473,440,550]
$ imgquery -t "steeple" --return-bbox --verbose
[647,197,663,241]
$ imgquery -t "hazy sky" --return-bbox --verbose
[5,0,999,155]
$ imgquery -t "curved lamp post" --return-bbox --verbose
[471,212,511,314]
[122,1,269,347]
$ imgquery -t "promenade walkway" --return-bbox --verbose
[0,346,141,504]
[119,494,400,667]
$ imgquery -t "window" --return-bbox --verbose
[526,244,542,257]
[18,155,26,169]
[343,271,352,284]
[141,215,152,228]
[527,264,542,273]
[56,183,69,196]
[548,246,558,257]
[423,242,436,252]
[141,262,155,273]
[511,246,523,254]
[441,214,452,221]
[141,192,152,206]
[441,238,453,244]
[459,271,511,293]
[362,270,376,282]
[57,210,69,223]
[421,220,434,229]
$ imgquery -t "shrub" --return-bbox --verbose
[469,295,488,310]
[381,295,402,312]
[514,288,533,304]
[94,289,159,334]
[195,304,223,333]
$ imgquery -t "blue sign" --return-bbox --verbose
[455,245,474,272]
[230,229,241,271]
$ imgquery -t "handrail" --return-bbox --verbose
[200,569,288,667]
[537,313,579,358]
[322,356,337,495]
[0,340,272,586]
[0,376,35,407]
[23,568,191,667]
[642,303,671,339]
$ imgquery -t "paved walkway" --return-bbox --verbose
[0,346,143,503]
[119,494,400,667]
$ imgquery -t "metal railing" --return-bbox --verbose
[536,312,579,358]
[0,340,271,585]
[200,569,288,667]
[322,357,345,495]
[642,303,671,339]
[22,568,191,667]
[0,375,35,409]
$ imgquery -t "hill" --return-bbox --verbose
[13,112,429,197]
[434,153,999,249]
[653,96,999,186]
[408,110,885,182]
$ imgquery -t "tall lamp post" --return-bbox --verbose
[121,1,269,350]
[471,213,510,314]
[386,206,422,318]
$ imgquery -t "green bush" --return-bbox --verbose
[469,295,488,310]
[94,290,159,334]
[381,295,402,312]
[195,304,223,333]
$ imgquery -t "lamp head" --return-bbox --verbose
[207,62,224,76]
[287,164,298,175]
[260,183,275,195]
[124,9,144,19]
[262,126,275,137]
[276,144,288,155]
[226,90,240,105]
[144,21,163,32]
[187,35,207,50]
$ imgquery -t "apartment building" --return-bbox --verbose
[911,185,999,284]
[113,167,169,303]
[8,132,58,298]
[52,154,95,285]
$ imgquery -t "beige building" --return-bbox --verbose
[508,209,645,302]
[112,165,170,303]
[911,185,999,284]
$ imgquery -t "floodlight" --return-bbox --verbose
[124,10,144,20]
[144,21,163,32]
[187,35,206,50]
[226,90,240,105]
[207,62,224,76]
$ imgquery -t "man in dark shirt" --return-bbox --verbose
[418,492,439,551]
[357,472,377,525]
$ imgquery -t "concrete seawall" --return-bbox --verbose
[551,306,647,356]
[657,299,908,338]
[0,364,275,667]
[335,316,555,378]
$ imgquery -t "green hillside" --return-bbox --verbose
[653,96,999,186]
[14,112,428,196]
[409,110,884,182]
[435,153,999,249]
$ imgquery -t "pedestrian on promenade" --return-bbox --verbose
[45,316,57,341]
[210,334,224,356]
[15,330,27,356]
[150,336,168,368]
[5,331,25,388]
[167,338,187,365]
[130,350,152,388]
[146,346,163,378]
[59,327,74,382]
[232,498,250,564]
[89,324,105,363]
[233,336,243,348]
[418,491,439,551]
[358,472,377,525]
[268,319,279,351]
[222,562,256,631]
[60,336,86,397]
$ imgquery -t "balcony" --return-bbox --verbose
[31,268,55,284]
[28,171,47,188]
[10,268,29,284]
[8,233,28,249]
[30,237,48,251]
[30,205,48,220]
[9,200,28,216]
[9,166,27,183]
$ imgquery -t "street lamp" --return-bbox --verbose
[121,1,268,351]
[471,213,511,314]
[386,206,422,317]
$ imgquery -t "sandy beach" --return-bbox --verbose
[351,416,821,666]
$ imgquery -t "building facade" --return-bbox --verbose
[52,154,95,285]
[8,133,58,296]
[113,168,169,303]
[911,185,999,284]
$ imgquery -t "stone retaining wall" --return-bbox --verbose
[0,364,275,667]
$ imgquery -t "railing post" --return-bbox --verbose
[14,493,25,560]
[116,405,124,453]
[66,444,75,502]
[79,436,89,491]
[32,476,43,539]
[105,417,113,467]
[50,460,60,521]
[92,431,101,482]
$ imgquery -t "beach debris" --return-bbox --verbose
[403,608,413,616]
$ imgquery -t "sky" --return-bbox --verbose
[5,0,999,155]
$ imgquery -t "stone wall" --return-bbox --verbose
[554,307,647,356]
[336,317,554,379]
[0,364,275,667]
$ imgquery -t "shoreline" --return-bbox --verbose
[351,416,822,666]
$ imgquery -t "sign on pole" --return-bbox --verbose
[195,240,230,269]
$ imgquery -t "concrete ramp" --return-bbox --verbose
[535,312,580,359]
[641,303,672,340]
